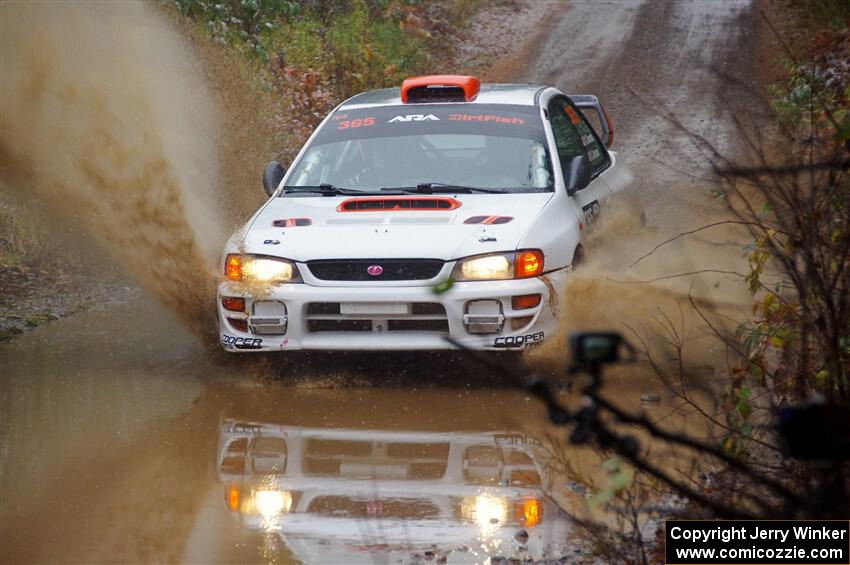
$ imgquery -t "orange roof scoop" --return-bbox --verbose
[401,75,480,103]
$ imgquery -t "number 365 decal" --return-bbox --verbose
[337,117,375,130]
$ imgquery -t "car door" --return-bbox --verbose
[547,95,613,231]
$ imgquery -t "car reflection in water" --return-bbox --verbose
[217,419,571,563]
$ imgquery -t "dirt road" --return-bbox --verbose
[0,1,759,562]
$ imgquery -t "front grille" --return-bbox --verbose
[307,302,445,317]
[387,319,449,332]
[307,302,341,315]
[308,320,371,332]
[307,259,444,281]
[305,302,448,334]
[303,438,450,480]
[307,496,441,519]
[411,302,445,315]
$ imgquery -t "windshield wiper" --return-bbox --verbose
[381,183,508,194]
[282,184,382,196]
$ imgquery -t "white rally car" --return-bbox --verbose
[217,420,570,562]
[218,75,638,352]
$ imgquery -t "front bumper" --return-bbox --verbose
[217,268,567,352]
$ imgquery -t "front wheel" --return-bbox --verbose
[571,245,585,270]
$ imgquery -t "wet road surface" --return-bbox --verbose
[526,0,758,234]
[1,1,758,562]
[2,297,689,563]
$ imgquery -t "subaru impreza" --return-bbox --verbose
[218,75,638,352]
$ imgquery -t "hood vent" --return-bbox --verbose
[272,217,312,227]
[337,196,461,212]
[464,215,513,225]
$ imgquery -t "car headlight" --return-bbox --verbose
[225,254,301,283]
[460,494,509,532]
[452,250,544,281]
[252,489,293,517]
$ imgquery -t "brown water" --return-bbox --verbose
[1,295,695,563]
[0,2,272,338]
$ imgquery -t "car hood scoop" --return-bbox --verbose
[336,195,461,212]
[324,216,452,225]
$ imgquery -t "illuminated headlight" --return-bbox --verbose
[225,254,301,283]
[452,250,544,281]
[244,258,294,282]
[457,254,512,280]
[460,494,509,531]
[252,489,293,518]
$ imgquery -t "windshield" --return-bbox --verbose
[285,103,553,193]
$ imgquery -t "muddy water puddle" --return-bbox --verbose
[0,0,762,560]
[0,296,706,563]
[185,386,569,563]
[0,299,202,532]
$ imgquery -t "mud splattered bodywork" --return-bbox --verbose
[218,77,638,351]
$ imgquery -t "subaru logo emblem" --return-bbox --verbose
[367,265,383,276]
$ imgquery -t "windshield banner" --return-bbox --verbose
[313,103,547,145]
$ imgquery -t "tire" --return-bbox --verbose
[571,245,585,269]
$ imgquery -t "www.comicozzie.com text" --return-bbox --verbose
[669,524,848,544]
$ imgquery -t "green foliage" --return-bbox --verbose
[169,0,445,156]
[445,0,484,26]
[794,0,850,29]
[173,0,302,61]
[768,64,849,134]
[322,0,426,98]
[0,200,43,267]
[744,237,770,294]
[171,0,430,94]
[589,456,634,508]
[744,28,850,401]
[261,17,324,70]
[24,314,48,327]
[431,278,454,295]
[719,373,756,457]
[770,20,850,133]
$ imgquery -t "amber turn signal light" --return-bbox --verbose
[510,316,533,331]
[226,485,240,512]
[227,318,248,332]
[515,250,543,278]
[512,294,541,310]
[225,254,242,281]
[515,497,542,528]
[221,296,245,312]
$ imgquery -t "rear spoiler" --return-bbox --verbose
[568,94,614,149]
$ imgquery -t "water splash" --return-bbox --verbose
[0,2,258,338]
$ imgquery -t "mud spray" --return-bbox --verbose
[0,2,273,340]
[526,209,755,380]
[0,1,753,368]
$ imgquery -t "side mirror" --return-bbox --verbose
[565,155,591,196]
[263,161,285,197]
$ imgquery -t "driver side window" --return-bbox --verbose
[548,98,587,182]
[549,97,611,180]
